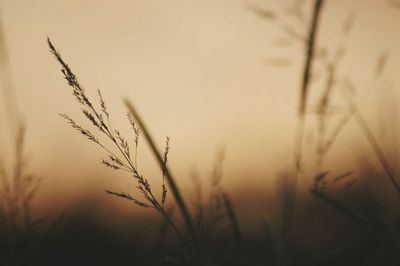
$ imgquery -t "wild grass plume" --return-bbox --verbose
[47,38,190,246]
[0,124,42,265]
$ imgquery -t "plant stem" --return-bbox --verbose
[0,13,20,145]
[284,0,325,242]
[221,192,243,247]
[340,84,400,195]
[124,99,196,243]
[310,189,373,236]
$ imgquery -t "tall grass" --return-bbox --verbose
[339,79,400,195]
[0,12,19,139]
[248,2,400,265]
[0,11,47,265]
[39,2,400,265]
[282,0,325,254]
[124,100,196,241]
[0,124,42,265]
[309,171,375,237]
[208,147,243,248]
[46,39,211,260]
[249,1,327,264]
[47,33,260,266]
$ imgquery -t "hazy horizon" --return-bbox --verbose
[1,0,400,225]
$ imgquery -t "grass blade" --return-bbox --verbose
[124,99,196,242]
[0,12,20,140]
[221,192,243,247]
[340,80,400,195]
[284,0,325,245]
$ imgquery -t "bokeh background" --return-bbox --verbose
[1,0,400,236]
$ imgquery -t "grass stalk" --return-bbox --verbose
[48,38,193,251]
[124,99,196,242]
[340,81,400,195]
[221,192,243,247]
[283,0,325,244]
[310,188,373,236]
[0,12,20,142]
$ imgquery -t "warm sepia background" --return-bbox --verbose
[1,0,400,233]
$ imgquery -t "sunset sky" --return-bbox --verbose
[1,0,400,223]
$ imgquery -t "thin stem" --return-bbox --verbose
[0,13,20,140]
[124,99,196,243]
[340,84,400,195]
[310,189,374,236]
[221,192,243,247]
[284,0,325,243]
[153,198,186,246]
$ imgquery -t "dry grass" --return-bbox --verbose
[248,1,400,266]
[285,0,325,243]
[0,12,19,139]
[3,1,392,265]
[46,34,258,265]
[47,38,192,249]
[0,124,42,265]
[250,2,326,255]
[124,100,196,242]
[339,79,400,195]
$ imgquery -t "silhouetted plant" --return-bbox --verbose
[0,124,42,265]
[47,38,189,246]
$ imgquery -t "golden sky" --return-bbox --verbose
[1,0,400,220]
